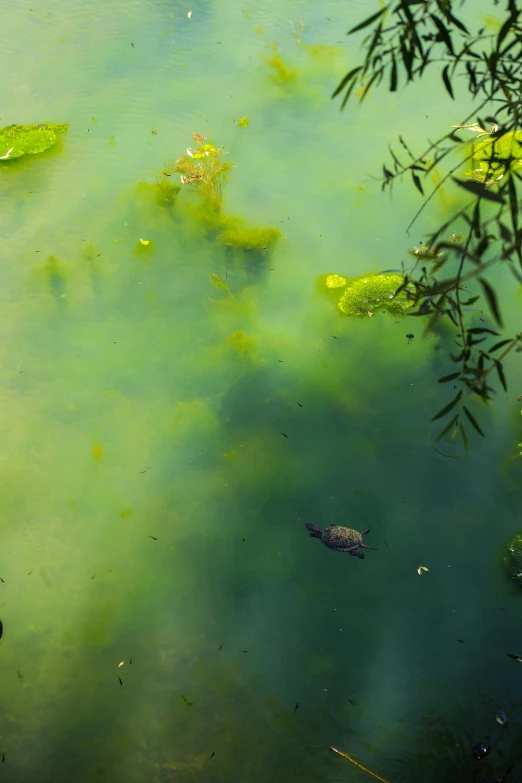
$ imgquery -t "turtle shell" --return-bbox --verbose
[321,525,362,551]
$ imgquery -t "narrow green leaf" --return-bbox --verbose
[460,421,469,451]
[497,13,517,48]
[390,55,398,92]
[463,406,485,437]
[499,221,513,242]
[452,178,505,203]
[431,15,454,54]
[494,359,507,391]
[431,390,462,421]
[348,7,387,35]
[441,63,454,98]
[467,327,499,335]
[412,171,424,195]
[438,372,461,383]
[489,338,513,352]
[435,413,459,442]
[479,278,503,327]
[332,66,363,99]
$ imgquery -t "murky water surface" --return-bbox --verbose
[1,1,521,781]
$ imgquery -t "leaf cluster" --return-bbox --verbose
[334,0,522,447]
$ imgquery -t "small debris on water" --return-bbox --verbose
[118,662,124,668]
[507,652,522,662]
[209,752,215,760]
[457,639,466,643]
[148,536,158,540]
[0,620,3,640]
[218,643,224,650]
[417,565,429,575]
[280,432,288,438]
[118,676,123,686]
[297,402,303,407]
[294,702,299,712]
[181,694,193,706]
[496,704,508,726]
[406,333,414,342]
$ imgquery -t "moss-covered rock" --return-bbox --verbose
[467,130,522,183]
[0,123,68,160]
[337,273,415,317]
[503,532,522,587]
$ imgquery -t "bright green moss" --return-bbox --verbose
[218,222,282,252]
[467,130,522,183]
[325,274,347,289]
[0,123,68,160]
[337,273,414,317]
[503,532,522,587]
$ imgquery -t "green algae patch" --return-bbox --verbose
[337,273,414,317]
[237,117,250,128]
[217,221,282,252]
[466,130,522,183]
[227,330,256,356]
[262,44,298,85]
[502,531,522,587]
[325,274,347,289]
[0,123,68,160]
[175,135,232,211]
[136,180,180,208]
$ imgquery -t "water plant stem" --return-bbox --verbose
[329,747,391,783]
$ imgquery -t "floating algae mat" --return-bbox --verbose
[467,129,522,182]
[0,123,68,160]
[325,273,415,317]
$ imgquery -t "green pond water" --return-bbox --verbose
[1,1,522,781]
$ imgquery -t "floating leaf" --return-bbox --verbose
[118,661,124,668]
[417,566,429,575]
[187,10,192,18]
[139,238,150,245]
[237,117,250,128]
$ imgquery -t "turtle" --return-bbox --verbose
[305,523,376,559]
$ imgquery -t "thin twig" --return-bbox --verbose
[330,747,391,783]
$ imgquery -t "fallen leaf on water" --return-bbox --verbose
[186,148,193,157]
[118,661,124,668]
[187,10,192,18]
[417,566,429,575]
[139,238,150,245]
[237,117,250,128]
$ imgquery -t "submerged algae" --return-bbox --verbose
[467,130,522,183]
[154,134,283,256]
[337,273,414,317]
[218,223,282,253]
[0,123,68,160]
